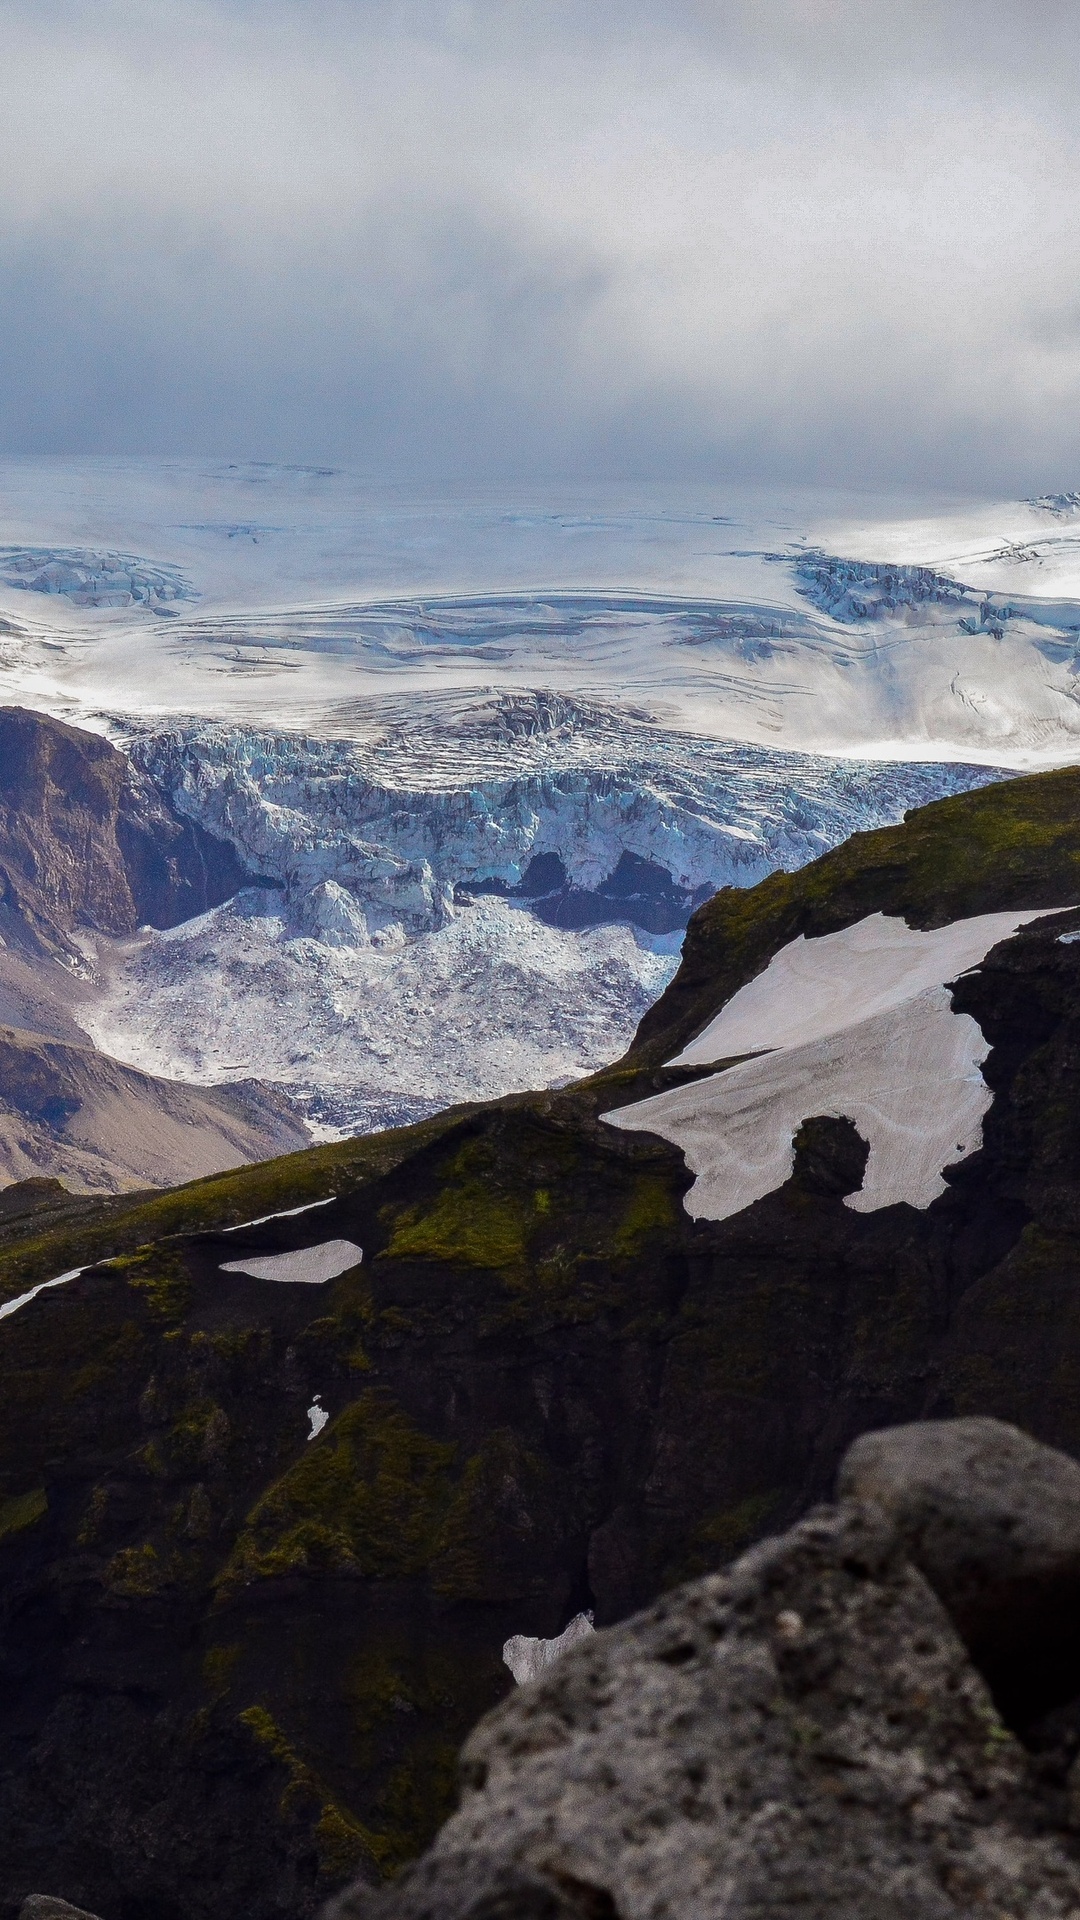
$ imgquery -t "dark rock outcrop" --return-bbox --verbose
[840,1416,1080,1723]
[329,1436,1080,1920]
[0,707,246,959]
[19,1900,103,1920]
[10,772,1080,1912]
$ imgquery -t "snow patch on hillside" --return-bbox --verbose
[606,908,1069,1221]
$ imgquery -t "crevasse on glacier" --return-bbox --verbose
[129,695,1003,949]
[68,698,1007,1141]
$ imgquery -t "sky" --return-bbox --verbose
[1,0,1079,488]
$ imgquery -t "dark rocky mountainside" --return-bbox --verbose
[0,707,247,962]
[7,768,1080,1914]
[335,1419,1080,1920]
[0,707,305,1191]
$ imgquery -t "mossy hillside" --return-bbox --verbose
[222,1393,558,1611]
[370,1113,692,1339]
[238,1704,379,1883]
[10,772,1080,1913]
[622,764,1080,1070]
[229,1626,489,1880]
[220,1392,458,1592]
[0,1483,47,1542]
[0,1103,468,1311]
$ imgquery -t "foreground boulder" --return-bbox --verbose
[19,1901,103,1920]
[840,1415,1080,1721]
[332,1423,1080,1920]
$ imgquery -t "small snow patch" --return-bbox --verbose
[307,1396,328,1441]
[222,1196,335,1232]
[503,1611,595,1685]
[0,1266,87,1323]
[219,1239,362,1284]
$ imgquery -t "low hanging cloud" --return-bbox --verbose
[1,0,1078,487]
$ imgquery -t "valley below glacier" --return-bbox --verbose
[3,458,1080,1144]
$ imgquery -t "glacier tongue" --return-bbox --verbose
[127,696,1006,949]
[69,698,1009,1136]
[82,892,681,1137]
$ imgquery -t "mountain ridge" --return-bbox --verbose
[5,768,1080,1915]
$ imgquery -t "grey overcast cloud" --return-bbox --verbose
[1,0,1077,485]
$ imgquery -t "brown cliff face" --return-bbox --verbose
[0,708,247,959]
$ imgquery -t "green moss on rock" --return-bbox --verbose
[382,1143,529,1269]
[220,1392,456,1594]
[0,1484,47,1542]
[114,1247,193,1322]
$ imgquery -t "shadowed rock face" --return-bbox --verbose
[840,1416,1080,1723]
[0,707,247,959]
[329,1423,1080,1920]
[9,773,1080,1916]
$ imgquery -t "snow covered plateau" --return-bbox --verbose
[3,458,1079,1134]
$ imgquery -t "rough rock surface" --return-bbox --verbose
[329,1497,1080,1920]
[0,706,246,961]
[840,1416,1080,1721]
[19,1900,103,1920]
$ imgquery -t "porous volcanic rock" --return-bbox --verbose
[840,1416,1080,1722]
[19,1900,103,1920]
[330,1488,1080,1920]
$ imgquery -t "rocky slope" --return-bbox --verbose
[0,1026,307,1194]
[6,769,1080,1915]
[335,1419,1080,1920]
[0,708,310,1188]
[0,707,247,963]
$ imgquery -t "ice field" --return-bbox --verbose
[0,458,1077,1132]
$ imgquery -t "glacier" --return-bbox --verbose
[73,698,1002,1134]
[0,457,1076,1133]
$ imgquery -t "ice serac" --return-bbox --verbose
[132,699,1005,946]
[75,703,1005,1134]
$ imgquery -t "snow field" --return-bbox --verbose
[219,1239,362,1284]
[606,909,1069,1221]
